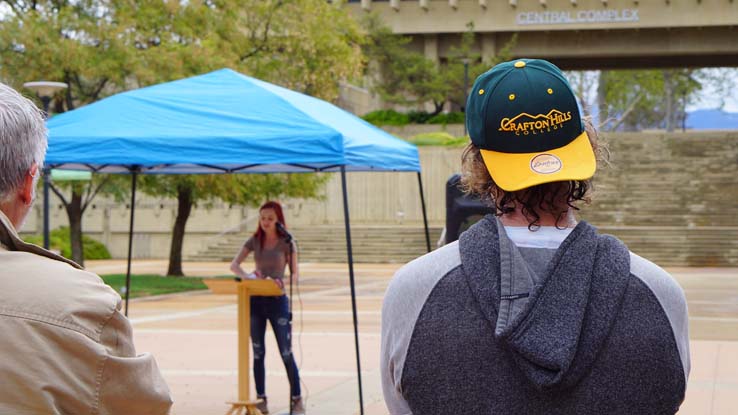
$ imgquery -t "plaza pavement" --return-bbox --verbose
[86,259,738,415]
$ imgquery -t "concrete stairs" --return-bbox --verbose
[593,226,738,267]
[189,133,738,266]
[188,226,443,264]
[188,223,738,267]
[578,133,738,266]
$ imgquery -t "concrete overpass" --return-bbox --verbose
[343,0,738,70]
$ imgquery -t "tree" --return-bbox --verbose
[46,176,129,267]
[564,70,599,118]
[596,69,710,132]
[126,0,363,276]
[0,0,140,265]
[0,0,364,269]
[441,23,515,112]
[362,17,514,114]
[361,13,448,113]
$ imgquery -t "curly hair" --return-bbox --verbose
[460,119,608,230]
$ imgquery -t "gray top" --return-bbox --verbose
[244,236,296,280]
[381,216,690,414]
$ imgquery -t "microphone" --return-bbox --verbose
[275,221,293,243]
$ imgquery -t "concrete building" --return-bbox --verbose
[342,0,738,69]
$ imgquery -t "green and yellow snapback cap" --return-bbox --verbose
[466,58,595,192]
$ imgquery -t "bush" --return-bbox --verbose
[24,227,112,260]
[362,109,410,126]
[407,110,435,124]
[362,109,466,126]
[428,111,466,125]
[407,132,468,147]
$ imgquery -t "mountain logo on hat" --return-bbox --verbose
[499,109,573,135]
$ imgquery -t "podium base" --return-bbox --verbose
[226,400,264,415]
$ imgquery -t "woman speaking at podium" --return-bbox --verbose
[231,201,304,414]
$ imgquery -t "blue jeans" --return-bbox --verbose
[250,295,301,397]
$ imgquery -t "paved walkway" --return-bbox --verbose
[86,260,738,415]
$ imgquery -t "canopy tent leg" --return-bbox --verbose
[43,168,51,249]
[340,166,364,415]
[124,170,138,317]
[417,172,431,253]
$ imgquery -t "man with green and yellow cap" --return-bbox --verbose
[380,59,689,414]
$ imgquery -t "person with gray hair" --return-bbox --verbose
[0,82,173,414]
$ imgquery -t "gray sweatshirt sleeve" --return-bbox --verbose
[629,251,691,383]
[380,242,461,414]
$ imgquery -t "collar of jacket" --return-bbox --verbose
[0,209,82,269]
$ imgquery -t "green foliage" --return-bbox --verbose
[362,110,410,126]
[46,175,131,205]
[598,69,713,132]
[24,227,111,260]
[361,17,515,114]
[406,132,467,147]
[2,0,360,264]
[100,274,207,299]
[427,112,465,125]
[0,0,364,104]
[362,110,465,126]
[407,111,435,124]
[238,0,365,101]
[138,173,328,209]
[360,13,447,110]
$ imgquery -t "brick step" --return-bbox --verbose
[207,236,438,246]
[207,240,436,249]
[189,219,738,265]
[189,254,426,263]
[188,226,443,263]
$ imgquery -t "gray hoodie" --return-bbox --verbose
[381,216,689,414]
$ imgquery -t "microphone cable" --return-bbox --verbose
[285,233,309,413]
[294,238,310,411]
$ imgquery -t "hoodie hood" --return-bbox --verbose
[459,215,630,391]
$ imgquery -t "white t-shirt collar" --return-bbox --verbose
[503,225,574,249]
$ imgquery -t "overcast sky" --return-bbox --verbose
[688,70,738,112]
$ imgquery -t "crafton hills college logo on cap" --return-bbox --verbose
[465,59,596,192]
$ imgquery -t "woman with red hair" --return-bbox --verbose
[231,201,304,414]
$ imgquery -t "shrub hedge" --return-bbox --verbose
[24,227,112,260]
[363,109,465,126]
[406,132,467,147]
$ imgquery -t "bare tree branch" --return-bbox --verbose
[609,91,644,132]
[240,1,285,61]
[81,176,110,214]
[63,70,75,110]
[89,78,108,102]
[49,182,69,207]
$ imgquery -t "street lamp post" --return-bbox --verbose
[23,81,68,250]
[461,58,470,136]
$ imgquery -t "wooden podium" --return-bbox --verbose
[220,279,283,415]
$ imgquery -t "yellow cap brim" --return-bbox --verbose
[479,130,596,192]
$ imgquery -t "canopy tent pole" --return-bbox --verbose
[124,168,139,317]
[417,172,431,253]
[340,166,364,415]
[42,168,51,249]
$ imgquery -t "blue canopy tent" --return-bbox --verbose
[45,68,430,414]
